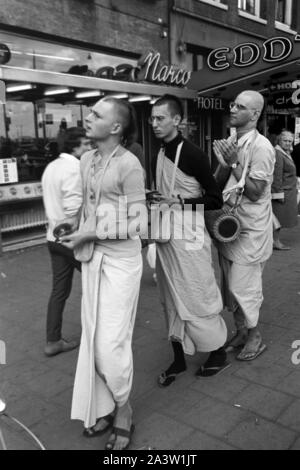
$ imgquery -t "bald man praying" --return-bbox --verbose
[213,91,275,361]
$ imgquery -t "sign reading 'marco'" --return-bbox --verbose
[138,51,191,86]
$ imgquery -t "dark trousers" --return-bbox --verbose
[46,241,81,342]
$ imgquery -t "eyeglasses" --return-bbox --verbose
[148,116,166,125]
[229,102,249,111]
[229,102,257,112]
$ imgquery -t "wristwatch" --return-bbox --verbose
[231,162,239,169]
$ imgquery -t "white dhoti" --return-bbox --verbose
[156,230,227,355]
[219,255,265,329]
[71,250,142,428]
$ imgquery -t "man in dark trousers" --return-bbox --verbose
[42,127,90,356]
[149,94,229,386]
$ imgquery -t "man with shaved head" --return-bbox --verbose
[213,90,275,361]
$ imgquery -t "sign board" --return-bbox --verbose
[0,159,18,185]
[294,117,300,145]
[0,181,43,202]
[198,96,225,111]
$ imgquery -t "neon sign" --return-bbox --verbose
[137,51,191,86]
[208,36,300,71]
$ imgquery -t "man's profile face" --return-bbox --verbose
[150,104,180,141]
[229,93,257,129]
[85,100,118,141]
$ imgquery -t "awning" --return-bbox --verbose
[196,58,300,99]
[190,36,300,100]
[0,65,198,100]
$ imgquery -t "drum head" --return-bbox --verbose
[214,214,241,243]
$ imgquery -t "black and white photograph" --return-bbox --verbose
[0,0,300,454]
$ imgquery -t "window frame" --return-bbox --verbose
[197,0,228,10]
[238,0,267,23]
[275,0,295,32]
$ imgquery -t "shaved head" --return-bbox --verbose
[237,91,265,116]
[230,90,265,132]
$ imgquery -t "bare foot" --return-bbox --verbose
[237,330,266,361]
[225,328,248,352]
[105,401,133,450]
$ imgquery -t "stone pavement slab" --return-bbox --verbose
[1,224,300,449]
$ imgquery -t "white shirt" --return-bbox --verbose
[42,153,83,242]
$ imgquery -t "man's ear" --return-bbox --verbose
[111,122,122,135]
[173,114,182,126]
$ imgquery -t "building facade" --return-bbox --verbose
[169,0,300,163]
[0,0,197,251]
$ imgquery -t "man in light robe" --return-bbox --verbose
[60,98,147,450]
[213,91,275,361]
[149,94,229,386]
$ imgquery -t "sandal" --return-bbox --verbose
[157,368,186,388]
[237,343,267,361]
[195,362,231,377]
[83,414,113,438]
[105,424,135,450]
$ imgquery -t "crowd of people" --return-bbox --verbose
[41,91,298,450]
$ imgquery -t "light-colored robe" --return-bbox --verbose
[155,148,227,355]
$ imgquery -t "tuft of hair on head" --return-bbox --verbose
[102,97,138,147]
[279,129,294,138]
[152,94,184,120]
[60,126,87,154]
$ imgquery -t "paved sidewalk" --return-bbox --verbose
[0,226,300,450]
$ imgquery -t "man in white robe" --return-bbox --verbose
[214,91,275,361]
[60,98,147,450]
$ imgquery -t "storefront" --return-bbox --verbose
[0,31,196,253]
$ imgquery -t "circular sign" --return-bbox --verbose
[9,187,17,196]
[0,43,11,65]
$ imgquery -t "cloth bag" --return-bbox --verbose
[147,142,183,244]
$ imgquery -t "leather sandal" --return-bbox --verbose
[83,414,113,438]
[105,424,135,450]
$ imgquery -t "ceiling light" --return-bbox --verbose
[105,93,128,99]
[44,87,72,96]
[150,98,158,104]
[75,90,102,99]
[129,95,152,103]
[6,83,34,92]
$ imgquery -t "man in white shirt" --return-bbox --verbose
[42,127,91,357]
[213,91,275,361]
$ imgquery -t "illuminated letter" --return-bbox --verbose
[234,43,260,67]
[207,48,230,71]
[263,37,293,63]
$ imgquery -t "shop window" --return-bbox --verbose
[275,0,294,28]
[0,99,90,183]
[197,0,228,9]
[0,31,136,77]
